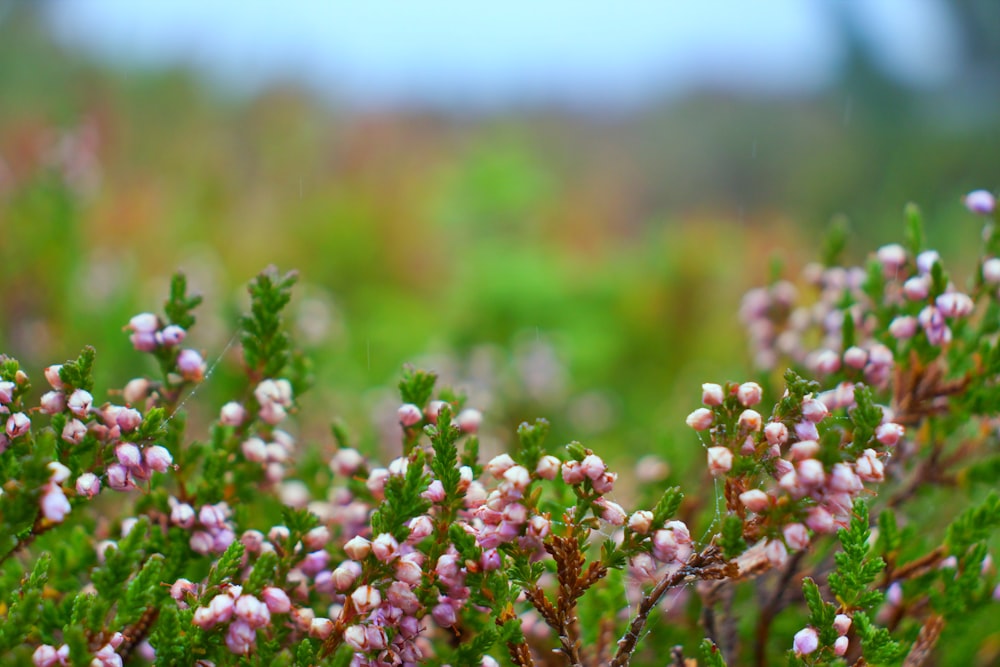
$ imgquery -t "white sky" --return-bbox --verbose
[43,0,961,111]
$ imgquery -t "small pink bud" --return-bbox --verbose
[106,464,132,491]
[765,538,788,566]
[875,422,904,446]
[701,383,724,406]
[764,422,788,445]
[43,365,64,390]
[686,408,714,431]
[115,443,142,469]
[122,378,150,405]
[432,602,457,628]
[706,447,733,476]
[176,349,206,382]
[793,627,819,655]
[814,349,841,374]
[343,625,369,651]
[834,613,852,636]
[535,454,561,480]
[485,454,516,478]
[737,382,763,406]
[561,459,586,484]
[67,389,92,418]
[834,635,849,656]
[40,484,71,522]
[855,449,885,482]
[887,581,903,606]
[425,400,446,424]
[422,479,446,502]
[965,189,996,215]
[398,403,423,426]
[330,447,364,476]
[936,292,974,318]
[876,244,907,275]
[144,445,173,473]
[262,586,291,614]
[628,510,654,534]
[783,523,810,550]
[580,454,605,480]
[738,409,762,432]
[32,645,62,667]
[916,250,940,275]
[889,316,918,339]
[739,489,769,513]
[127,313,159,333]
[344,535,371,560]
[351,585,381,613]
[806,506,837,534]
[395,557,423,586]
[39,391,65,415]
[591,471,617,494]
[843,346,867,369]
[332,561,362,591]
[455,408,482,433]
[983,258,1000,284]
[801,398,828,423]
[788,440,820,461]
[6,412,30,438]
[597,499,627,525]
[75,473,101,498]
[503,465,532,491]
[219,401,247,426]
[226,619,256,655]
[209,593,235,623]
[160,324,186,346]
[371,533,400,562]
[407,515,434,542]
[47,461,70,484]
[797,459,825,487]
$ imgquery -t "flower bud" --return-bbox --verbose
[888,315,918,339]
[763,422,788,446]
[834,635,849,656]
[39,391,65,415]
[580,454,605,481]
[398,402,423,426]
[983,258,1000,284]
[701,383,724,406]
[40,484,71,522]
[75,473,101,498]
[706,447,733,476]
[561,460,586,484]
[261,586,291,614]
[739,489,769,513]
[765,538,788,566]
[351,585,381,613]
[628,510,654,534]
[875,422,904,447]
[793,627,819,655]
[503,465,531,490]
[535,454,561,480]
[783,523,810,550]
[833,613,852,636]
[876,244,907,275]
[903,274,930,301]
[67,389,93,418]
[455,408,482,433]
[485,454,515,478]
[737,382,762,406]
[176,349,206,382]
[686,408,714,431]
[371,533,400,562]
[597,499,626,525]
[144,445,173,473]
[344,535,371,561]
[936,292,974,318]
[219,401,247,426]
[731,410,760,436]
[42,365,64,390]
[965,189,996,215]
[813,349,840,374]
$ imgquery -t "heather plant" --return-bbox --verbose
[1,191,999,667]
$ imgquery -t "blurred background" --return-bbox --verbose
[1,0,998,468]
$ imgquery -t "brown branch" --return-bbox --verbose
[902,614,945,667]
[610,546,734,667]
[498,604,535,667]
[753,550,806,667]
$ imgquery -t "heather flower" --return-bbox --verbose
[177,349,206,382]
[535,454,561,480]
[6,412,30,438]
[739,489,769,513]
[628,510,654,534]
[397,402,423,426]
[40,484,71,523]
[701,382,724,406]
[75,473,101,498]
[737,381,763,406]
[351,585,381,613]
[67,389,93,418]
[39,391,65,415]
[964,189,996,215]
[219,401,247,426]
[344,535,372,560]
[686,408,714,431]
[43,365,63,390]
[706,447,733,476]
[793,627,819,655]
[455,408,482,433]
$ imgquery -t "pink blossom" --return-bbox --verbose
[686,408,713,431]
[262,586,291,614]
[67,389,93,418]
[225,619,256,655]
[701,383,724,406]
[793,627,819,655]
[739,489,770,513]
[177,349,206,382]
[75,473,101,498]
[43,365,64,390]
[535,455,561,480]
[737,382,763,406]
[6,412,30,438]
[455,408,482,433]
[628,510,654,534]
[344,535,372,560]
[39,391,65,415]
[351,585,381,613]
[706,447,733,476]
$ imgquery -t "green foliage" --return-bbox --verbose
[240,266,299,380]
[802,578,838,646]
[721,514,746,559]
[516,418,550,472]
[164,272,203,330]
[854,611,904,664]
[651,486,683,528]
[903,203,926,255]
[846,386,883,457]
[828,500,884,612]
[820,216,849,268]
[700,639,728,667]
[398,367,437,409]
[57,345,96,392]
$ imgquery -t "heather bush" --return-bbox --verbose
[2,191,999,667]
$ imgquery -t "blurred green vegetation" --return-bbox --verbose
[0,9,995,495]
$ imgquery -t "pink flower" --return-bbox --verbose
[561,460,586,484]
[701,383,725,406]
[783,523,810,550]
[793,627,819,655]
[225,619,256,655]
[159,325,186,346]
[834,613,852,636]
[738,409,762,432]
[686,408,713,431]
[39,391,66,415]
[737,382,763,406]
[397,403,423,426]
[455,408,482,433]
[127,313,159,334]
[67,389,93,418]
[834,635,849,656]
[344,535,371,560]
[351,585,381,613]
[485,454,516,478]
[262,586,291,614]
[535,455,561,480]
[219,401,247,426]
[596,498,626,525]
[628,510,653,534]
[965,189,996,215]
[764,422,788,445]
[75,473,101,498]
[739,489,769,513]
[6,412,30,438]
[177,349,206,382]
[43,365,64,390]
[371,533,400,562]
[706,447,733,476]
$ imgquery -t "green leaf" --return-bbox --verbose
[651,486,683,528]
[721,514,746,559]
[164,272,203,330]
[398,367,438,408]
[699,639,728,667]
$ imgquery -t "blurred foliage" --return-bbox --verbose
[0,0,996,556]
